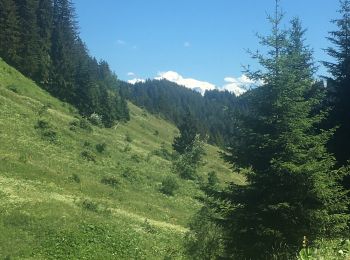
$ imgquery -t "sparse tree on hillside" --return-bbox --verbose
[172,109,198,155]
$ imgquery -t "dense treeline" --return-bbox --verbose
[120,79,246,146]
[0,0,129,126]
[324,0,350,167]
[186,1,350,259]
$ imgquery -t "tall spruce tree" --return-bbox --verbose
[50,0,77,100]
[324,0,350,166]
[36,0,53,84]
[0,0,21,66]
[215,2,349,258]
[15,0,41,79]
[172,109,198,154]
[0,0,130,126]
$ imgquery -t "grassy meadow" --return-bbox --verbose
[0,58,243,259]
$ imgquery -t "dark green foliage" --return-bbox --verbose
[323,0,350,166]
[100,175,119,188]
[0,0,129,127]
[130,154,142,163]
[81,199,111,215]
[142,219,157,234]
[121,167,137,182]
[68,173,80,183]
[78,118,92,132]
[88,113,103,127]
[80,150,96,162]
[123,144,131,153]
[68,120,79,131]
[35,119,50,130]
[70,118,93,132]
[34,119,57,143]
[184,207,224,260]
[120,79,240,146]
[160,175,179,196]
[171,111,206,180]
[172,155,197,180]
[172,109,198,154]
[172,135,205,180]
[81,199,98,212]
[208,4,350,259]
[15,0,41,80]
[41,129,57,142]
[95,143,106,153]
[207,171,219,187]
[125,133,132,143]
[0,0,21,66]
[7,84,19,93]
[152,142,173,161]
[38,104,51,116]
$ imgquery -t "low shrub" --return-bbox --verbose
[18,153,31,163]
[35,119,58,143]
[130,153,142,163]
[207,171,219,187]
[7,84,19,93]
[35,119,50,130]
[101,175,119,188]
[123,144,131,152]
[41,129,57,142]
[81,199,99,212]
[160,175,179,196]
[69,118,92,132]
[88,113,103,127]
[125,133,133,143]
[142,219,157,234]
[81,150,96,162]
[95,143,107,153]
[79,118,93,132]
[121,167,137,182]
[68,173,81,183]
[81,199,111,215]
[38,104,50,116]
[184,207,224,259]
[298,239,350,260]
[152,143,173,161]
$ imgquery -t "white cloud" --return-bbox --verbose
[128,78,146,84]
[221,74,256,96]
[116,39,126,45]
[184,41,191,48]
[155,71,216,95]
[126,70,259,96]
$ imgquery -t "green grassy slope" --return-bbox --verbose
[0,58,243,259]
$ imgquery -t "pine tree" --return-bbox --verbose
[0,0,21,66]
[15,0,41,79]
[50,0,78,100]
[216,2,349,258]
[172,109,198,154]
[324,0,350,165]
[36,0,53,84]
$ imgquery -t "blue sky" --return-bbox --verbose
[73,0,338,93]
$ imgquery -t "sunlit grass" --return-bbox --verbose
[0,58,239,259]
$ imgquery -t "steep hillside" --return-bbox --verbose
[0,59,243,259]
